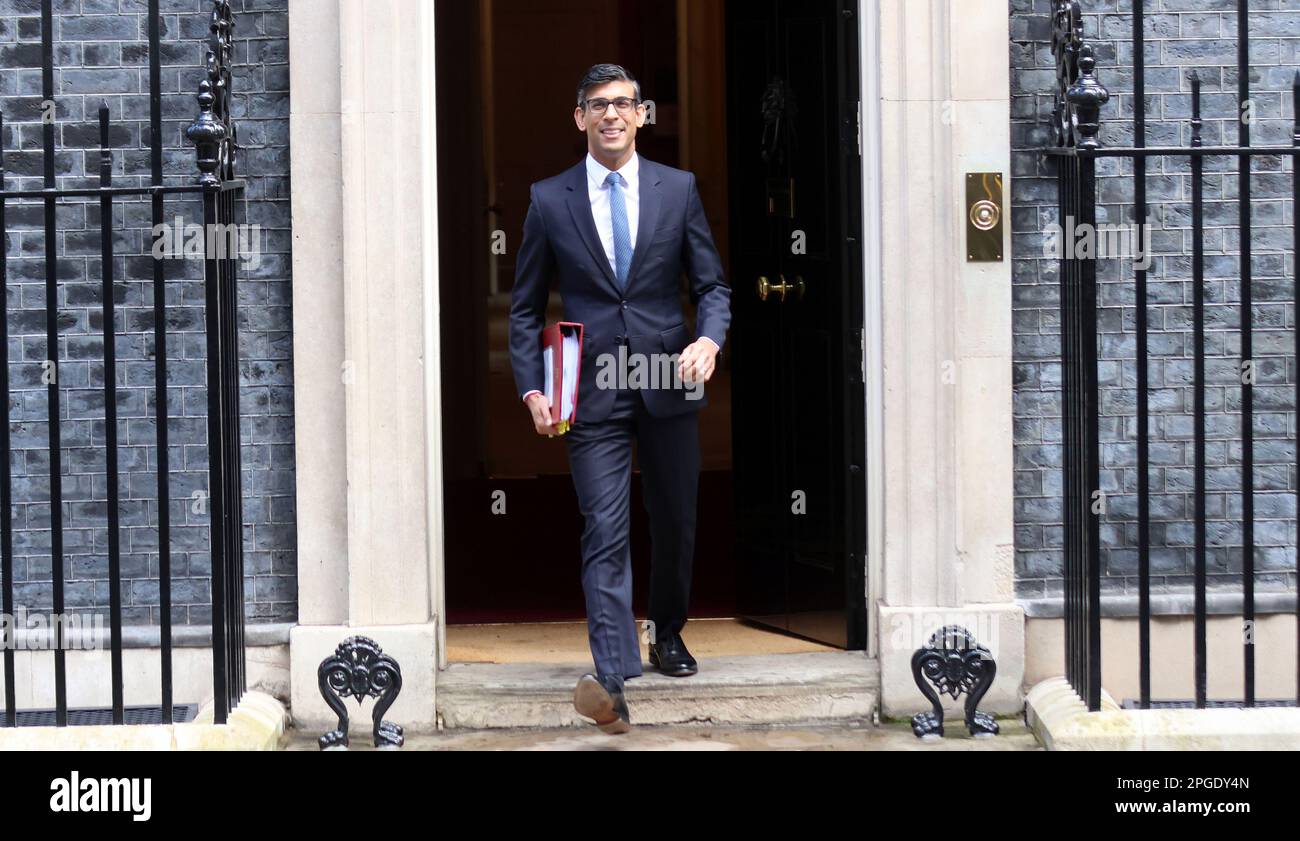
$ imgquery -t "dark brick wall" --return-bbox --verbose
[0,0,295,625]
[1012,0,1299,600]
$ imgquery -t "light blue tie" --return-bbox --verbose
[606,171,632,288]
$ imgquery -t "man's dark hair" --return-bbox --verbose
[576,63,641,107]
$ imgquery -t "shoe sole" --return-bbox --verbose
[574,676,632,734]
[648,652,698,677]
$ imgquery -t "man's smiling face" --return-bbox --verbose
[574,79,644,166]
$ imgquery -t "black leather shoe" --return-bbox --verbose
[648,631,698,677]
[573,674,632,734]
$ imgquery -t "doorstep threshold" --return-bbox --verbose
[436,651,878,729]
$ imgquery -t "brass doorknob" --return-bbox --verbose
[757,275,805,303]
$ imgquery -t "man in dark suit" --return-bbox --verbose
[509,63,731,733]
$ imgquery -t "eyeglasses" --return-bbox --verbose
[583,97,641,116]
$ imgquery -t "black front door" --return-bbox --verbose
[726,0,866,649]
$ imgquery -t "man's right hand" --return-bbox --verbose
[525,392,560,436]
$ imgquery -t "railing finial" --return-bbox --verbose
[1067,44,1109,149]
[1190,72,1203,148]
[1052,0,1109,149]
[185,1,237,186]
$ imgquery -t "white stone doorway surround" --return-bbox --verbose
[283,0,1022,733]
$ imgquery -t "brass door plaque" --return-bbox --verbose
[966,172,1004,262]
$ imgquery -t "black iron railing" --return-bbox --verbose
[0,0,247,725]
[1047,0,1299,711]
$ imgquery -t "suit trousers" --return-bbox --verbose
[564,387,701,688]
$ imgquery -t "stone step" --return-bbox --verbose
[436,651,879,729]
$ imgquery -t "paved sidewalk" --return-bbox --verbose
[284,720,1041,750]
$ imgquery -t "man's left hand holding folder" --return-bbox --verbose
[524,391,560,438]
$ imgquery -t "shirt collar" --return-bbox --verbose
[586,151,639,190]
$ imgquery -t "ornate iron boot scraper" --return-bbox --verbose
[910,625,999,739]
[318,636,404,750]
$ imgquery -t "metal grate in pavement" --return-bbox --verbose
[0,704,199,727]
[1122,699,1297,710]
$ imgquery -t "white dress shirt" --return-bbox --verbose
[586,151,640,277]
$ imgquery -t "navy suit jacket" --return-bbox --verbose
[509,156,732,422]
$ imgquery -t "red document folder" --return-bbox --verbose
[541,322,584,435]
